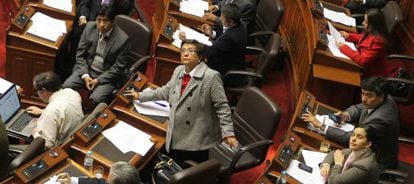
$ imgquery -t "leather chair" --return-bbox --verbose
[249,0,284,47]
[169,159,221,184]
[386,54,414,144]
[209,87,282,183]
[224,33,281,97]
[352,1,403,35]
[114,14,152,74]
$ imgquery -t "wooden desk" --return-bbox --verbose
[6,4,73,104]
[29,0,76,20]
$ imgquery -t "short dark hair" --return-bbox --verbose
[221,3,241,23]
[180,39,206,58]
[361,76,387,98]
[97,5,116,21]
[108,161,141,184]
[33,71,62,92]
[359,125,377,152]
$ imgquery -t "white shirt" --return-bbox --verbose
[32,88,84,148]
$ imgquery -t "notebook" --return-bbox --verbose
[0,85,35,138]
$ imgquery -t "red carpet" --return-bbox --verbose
[0,1,10,78]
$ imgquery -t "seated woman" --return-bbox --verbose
[338,9,389,77]
[320,126,380,184]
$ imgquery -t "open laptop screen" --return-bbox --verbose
[0,85,20,124]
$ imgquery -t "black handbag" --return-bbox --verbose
[152,153,183,184]
[388,67,411,98]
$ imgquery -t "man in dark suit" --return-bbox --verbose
[0,120,9,179]
[302,77,399,169]
[63,5,130,107]
[344,0,389,14]
[203,0,256,34]
[186,3,246,78]
[56,161,142,184]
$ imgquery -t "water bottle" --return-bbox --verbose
[276,170,287,184]
[83,150,94,171]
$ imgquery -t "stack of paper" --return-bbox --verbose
[27,12,67,42]
[308,114,355,133]
[327,35,357,60]
[180,0,208,17]
[286,159,326,184]
[323,8,356,27]
[133,100,170,117]
[43,0,73,12]
[172,24,212,48]
[102,121,154,156]
[0,78,20,94]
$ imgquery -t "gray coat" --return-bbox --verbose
[325,96,399,169]
[139,62,234,151]
[323,148,380,184]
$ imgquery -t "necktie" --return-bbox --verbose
[181,74,191,96]
[342,152,355,173]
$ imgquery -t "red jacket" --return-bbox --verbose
[340,33,389,77]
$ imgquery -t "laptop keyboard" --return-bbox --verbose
[10,113,32,132]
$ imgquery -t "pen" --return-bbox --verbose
[154,101,167,107]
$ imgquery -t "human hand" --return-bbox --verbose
[79,17,87,26]
[123,89,139,100]
[320,163,330,177]
[56,173,71,184]
[334,111,350,122]
[225,137,239,148]
[339,31,349,39]
[200,24,212,37]
[333,150,345,166]
[179,31,186,41]
[89,79,99,90]
[208,5,218,12]
[302,112,322,128]
[202,13,217,21]
[336,41,345,49]
[26,106,43,116]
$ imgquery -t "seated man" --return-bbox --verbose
[203,0,256,34]
[0,120,9,178]
[302,76,399,169]
[63,5,130,107]
[344,0,389,14]
[56,161,142,184]
[26,72,84,148]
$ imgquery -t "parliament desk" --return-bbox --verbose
[29,0,76,20]
[6,1,74,104]
[255,90,346,184]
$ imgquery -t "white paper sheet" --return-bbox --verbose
[102,121,153,156]
[133,100,170,117]
[323,8,356,27]
[316,114,355,132]
[180,0,208,17]
[328,21,345,43]
[302,150,327,169]
[43,0,73,12]
[0,78,21,95]
[327,35,356,60]
[172,24,212,48]
[27,12,67,42]
[286,160,326,184]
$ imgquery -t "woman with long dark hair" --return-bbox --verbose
[338,9,389,77]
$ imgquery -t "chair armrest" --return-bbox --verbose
[249,31,274,38]
[223,71,263,80]
[386,77,414,85]
[8,137,45,173]
[387,54,414,62]
[9,144,29,154]
[379,169,408,184]
[128,56,151,75]
[245,46,264,55]
[227,139,273,174]
[181,160,198,169]
[350,13,365,18]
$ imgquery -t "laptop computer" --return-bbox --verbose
[0,84,35,138]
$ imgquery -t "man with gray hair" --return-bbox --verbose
[56,161,142,184]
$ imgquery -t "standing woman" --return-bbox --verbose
[124,39,238,164]
[320,126,380,184]
[338,9,389,77]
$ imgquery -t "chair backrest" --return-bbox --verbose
[0,120,9,179]
[169,159,221,184]
[256,33,281,78]
[233,87,281,158]
[8,137,45,173]
[255,0,284,32]
[381,1,403,35]
[114,14,152,65]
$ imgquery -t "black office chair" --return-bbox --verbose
[114,14,153,74]
[249,0,284,48]
[169,159,221,184]
[224,33,281,99]
[209,87,282,183]
[377,168,408,184]
[386,54,414,144]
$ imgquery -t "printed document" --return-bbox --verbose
[180,0,208,17]
[133,100,170,117]
[286,159,326,184]
[323,8,356,27]
[27,12,67,42]
[43,0,73,12]
[172,24,212,48]
[327,35,357,60]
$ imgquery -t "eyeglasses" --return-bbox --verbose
[180,48,197,54]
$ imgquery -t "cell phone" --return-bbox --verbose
[298,162,313,173]
[328,113,341,123]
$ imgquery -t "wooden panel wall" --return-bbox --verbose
[395,0,414,55]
